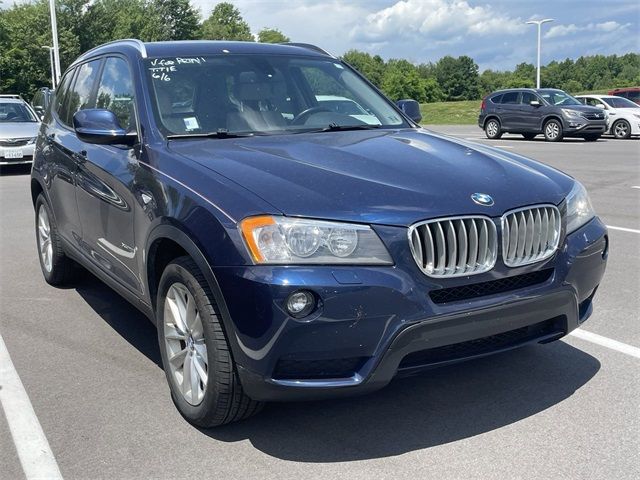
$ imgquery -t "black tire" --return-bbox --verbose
[583,134,601,142]
[522,133,537,140]
[484,118,502,139]
[543,119,563,142]
[612,119,631,139]
[156,256,263,427]
[35,194,82,286]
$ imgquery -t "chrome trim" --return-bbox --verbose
[408,215,498,278]
[270,373,364,388]
[501,204,561,267]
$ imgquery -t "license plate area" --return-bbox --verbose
[2,148,24,159]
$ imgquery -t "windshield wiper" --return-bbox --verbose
[295,123,383,134]
[166,129,259,140]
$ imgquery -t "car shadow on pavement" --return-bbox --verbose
[203,341,600,461]
[71,274,600,461]
[74,273,163,368]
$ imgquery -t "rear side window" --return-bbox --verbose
[490,94,503,104]
[96,57,136,130]
[501,92,519,104]
[65,59,102,126]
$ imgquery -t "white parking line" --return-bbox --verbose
[0,333,63,480]
[569,328,640,359]
[632,186,640,189]
[607,225,640,234]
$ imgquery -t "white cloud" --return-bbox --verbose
[545,21,629,39]
[350,0,524,43]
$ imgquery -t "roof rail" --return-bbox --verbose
[0,94,23,99]
[282,42,334,57]
[74,38,147,64]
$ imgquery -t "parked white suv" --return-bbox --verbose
[577,94,640,139]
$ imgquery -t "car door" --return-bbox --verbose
[44,66,87,246]
[74,56,144,295]
[516,91,543,131]
[496,91,519,130]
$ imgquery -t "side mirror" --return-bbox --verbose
[530,100,541,107]
[396,99,422,123]
[73,109,136,146]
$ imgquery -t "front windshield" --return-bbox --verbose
[538,90,582,106]
[0,101,38,123]
[602,97,638,108]
[145,54,407,136]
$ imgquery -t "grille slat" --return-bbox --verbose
[409,216,497,278]
[502,205,561,267]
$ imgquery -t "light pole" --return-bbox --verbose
[41,46,56,89]
[49,0,62,85]
[526,18,553,89]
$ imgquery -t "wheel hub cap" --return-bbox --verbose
[37,205,53,273]
[163,283,208,406]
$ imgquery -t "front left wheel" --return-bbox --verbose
[612,119,631,139]
[157,256,263,427]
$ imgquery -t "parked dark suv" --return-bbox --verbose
[479,88,607,141]
[32,40,608,427]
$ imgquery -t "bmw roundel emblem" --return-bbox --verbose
[471,193,494,206]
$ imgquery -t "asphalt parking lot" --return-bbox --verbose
[1,125,639,480]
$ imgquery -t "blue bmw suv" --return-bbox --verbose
[32,40,608,426]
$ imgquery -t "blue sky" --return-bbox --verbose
[195,0,640,70]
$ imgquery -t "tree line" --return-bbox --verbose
[1,0,638,101]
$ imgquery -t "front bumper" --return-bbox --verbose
[0,143,35,165]
[215,217,608,402]
[562,119,607,137]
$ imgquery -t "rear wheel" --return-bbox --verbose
[484,118,502,139]
[612,119,631,139]
[543,119,563,142]
[522,133,537,140]
[157,256,263,427]
[35,194,81,286]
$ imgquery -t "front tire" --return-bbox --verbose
[484,118,502,139]
[612,119,631,139]
[35,194,81,286]
[157,256,263,427]
[543,119,563,142]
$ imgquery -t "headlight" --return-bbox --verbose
[562,109,582,118]
[27,136,37,144]
[565,181,596,233]
[633,113,640,120]
[240,215,393,265]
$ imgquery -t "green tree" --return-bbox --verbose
[434,55,480,100]
[145,0,201,41]
[200,2,253,41]
[341,49,386,87]
[257,28,289,43]
[381,61,426,102]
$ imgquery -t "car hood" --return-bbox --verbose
[168,129,574,227]
[0,122,40,139]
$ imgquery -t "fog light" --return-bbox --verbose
[286,290,315,318]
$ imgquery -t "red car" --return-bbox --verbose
[608,87,640,105]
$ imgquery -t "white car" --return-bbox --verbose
[0,95,40,166]
[315,95,381,125]
[576,94,640,139]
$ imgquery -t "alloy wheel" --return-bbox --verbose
[37,205,53,273]
[486,120,499,137]
[545,122,559,139]
[163,282,208,406]
[614,121,629,138]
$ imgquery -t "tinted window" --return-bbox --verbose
[96,57,136,130]
[490,94,503,104]
[520,92,538,104]
[501,92,519,104]
[54,70,75,123]
[602,96,638,108]
[538,90,581,106]
[66,59,102,125]
[627,91,639,101]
